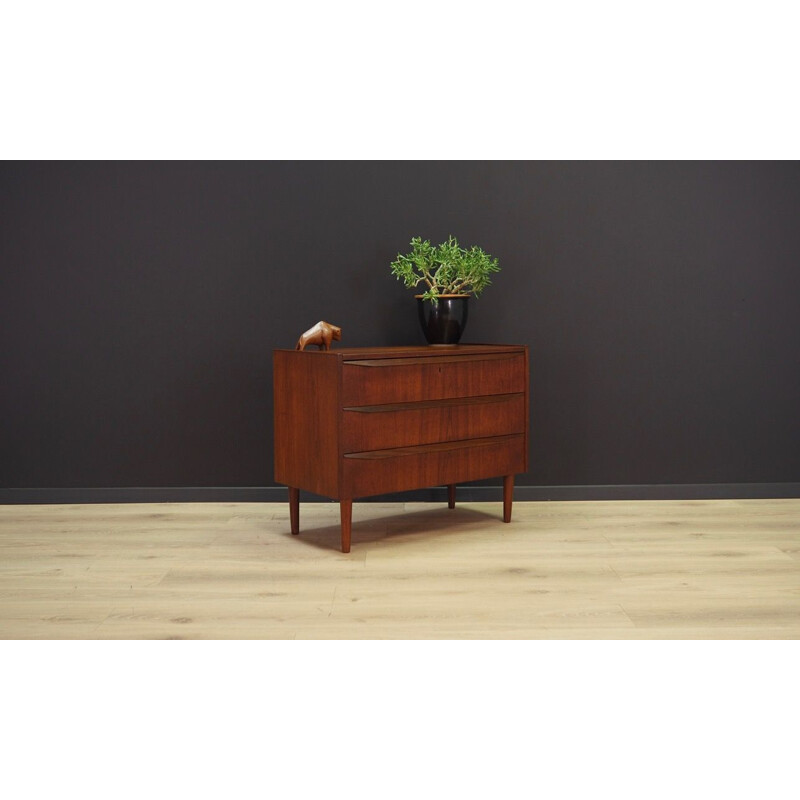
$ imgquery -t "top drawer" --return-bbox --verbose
[341,353,526,406]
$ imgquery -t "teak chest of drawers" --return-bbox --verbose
[273,344,529,552]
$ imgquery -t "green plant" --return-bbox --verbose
[390,235,500,303]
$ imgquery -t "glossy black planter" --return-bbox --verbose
[416,295,469,345]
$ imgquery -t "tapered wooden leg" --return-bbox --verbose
[503,475,514,523]
[340,498,352,553]
[289,487,299,535]
[447,484,456,509]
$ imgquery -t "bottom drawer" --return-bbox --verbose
[342,434,526,498]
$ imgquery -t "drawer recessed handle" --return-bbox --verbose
[344,434,523,460]
[343,393,524,413]
[346,354,519,367]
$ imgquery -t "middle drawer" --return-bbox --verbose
[341,393,525,453]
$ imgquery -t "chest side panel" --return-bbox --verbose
[273,350,341,498]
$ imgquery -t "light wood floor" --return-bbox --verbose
[1,499,799,639]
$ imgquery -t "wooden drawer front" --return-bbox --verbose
[341,353,526,406]
[343,434,526,498]
[342,393,525,453]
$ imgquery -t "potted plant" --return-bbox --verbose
[390,235,501,344]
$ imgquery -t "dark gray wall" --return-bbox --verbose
[2,162,800,499]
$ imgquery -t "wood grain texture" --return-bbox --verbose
[289,487,299,534]
[345,354,518,368]
[503,475,514,522]
[341,393,525,452]
[340,499,352,554]
[343,436,526,498]
[295,320,341,351]
[341,353,526,406]
[1,499,799,639]
[333,345,526,360]
[273,349,341,498]
[273,345,529,550]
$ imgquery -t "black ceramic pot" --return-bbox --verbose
[416,295,469,345]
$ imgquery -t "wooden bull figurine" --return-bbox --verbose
[295,321,342,351]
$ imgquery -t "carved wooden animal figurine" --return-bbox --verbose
[295,321,342,351]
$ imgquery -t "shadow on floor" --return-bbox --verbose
[288,505,505,552]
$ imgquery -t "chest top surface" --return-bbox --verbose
[273,344,525,360]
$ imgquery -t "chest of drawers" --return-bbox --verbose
[273,344,529,552]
